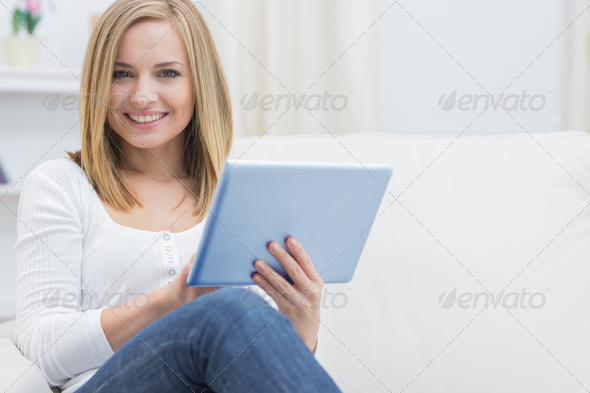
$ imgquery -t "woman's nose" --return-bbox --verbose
[129,80,157,110]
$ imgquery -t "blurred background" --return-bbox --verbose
[0,0,589,320]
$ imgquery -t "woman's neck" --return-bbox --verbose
[118,131,186,181]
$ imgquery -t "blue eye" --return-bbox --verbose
[160,70,180,79]
[113,71,131,79]
[111,70,180,79]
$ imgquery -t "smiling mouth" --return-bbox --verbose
[125,113,169,124]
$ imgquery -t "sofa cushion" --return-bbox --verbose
[0,339,53,393]
[229,131,590,392]
[3,131,589,393]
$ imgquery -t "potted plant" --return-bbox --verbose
[3,0,42,67]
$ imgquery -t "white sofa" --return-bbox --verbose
[0,320,59,392]
[2,131,590,392]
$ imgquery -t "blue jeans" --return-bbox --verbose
[77,287,341,392]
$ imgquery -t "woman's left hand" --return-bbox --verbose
[252,236,323,353]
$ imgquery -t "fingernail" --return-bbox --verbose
[253,274,261,283]
[288,238,297,247]
[271,242,280,252]
[256,260,266,271]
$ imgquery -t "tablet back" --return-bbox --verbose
[187,160,393,286]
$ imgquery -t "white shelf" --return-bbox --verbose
[0,66,82,94]
[0,183,21,197]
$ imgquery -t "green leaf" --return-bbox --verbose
[29,14,40,34]
[26,12,33,33]
[12,12,20,35]
[14,9,26,34]
[15,9,25,21]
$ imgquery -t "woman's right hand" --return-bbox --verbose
[155,252,222,313]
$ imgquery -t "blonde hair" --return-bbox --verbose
[67,0,233,221]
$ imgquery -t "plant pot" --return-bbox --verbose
[3,35,39,67]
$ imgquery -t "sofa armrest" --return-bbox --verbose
[0,339,54,393]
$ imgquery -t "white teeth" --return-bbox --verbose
[128,113,165,124]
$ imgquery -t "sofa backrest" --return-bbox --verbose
[229,131,590,393]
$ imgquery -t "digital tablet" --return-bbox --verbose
[186,160,393,287]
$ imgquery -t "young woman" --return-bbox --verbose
[13,0,341,392]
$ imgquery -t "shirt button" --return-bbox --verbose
[168,269,176,276]
[163,234,170,241]
[167,257,174,263]
[166,246,172,252]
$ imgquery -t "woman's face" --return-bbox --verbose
[107,19,194,150]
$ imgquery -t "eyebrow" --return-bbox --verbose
[114,61,186,68]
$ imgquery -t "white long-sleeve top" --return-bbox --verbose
[13,158,276,393]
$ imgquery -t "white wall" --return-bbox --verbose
[0,0,114,70]
[375,0,572,135]
[568,0,590,133]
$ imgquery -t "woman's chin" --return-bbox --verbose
[123,135,171,150]
[112,123,185,151]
